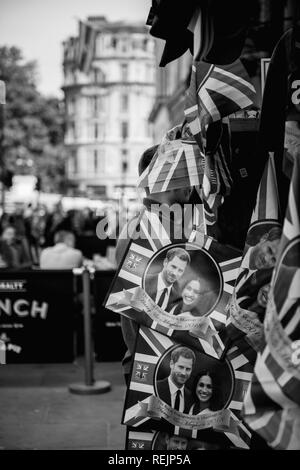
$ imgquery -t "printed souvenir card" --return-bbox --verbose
[105,208,242,358]
[126,429,228,450]
[122,326,254,449]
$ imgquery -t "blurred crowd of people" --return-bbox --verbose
[0,201,128,271]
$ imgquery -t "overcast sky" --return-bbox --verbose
[0,0,152,98]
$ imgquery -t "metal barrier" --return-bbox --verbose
[69,266,111,395]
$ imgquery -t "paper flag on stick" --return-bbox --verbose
[242,157,300,449]
[227,153,282,351]
[138,124,204,194]
[184,60,256,138]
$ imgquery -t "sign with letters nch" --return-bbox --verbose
[0,270,75,363]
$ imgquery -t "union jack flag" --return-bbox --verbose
[227,153,282,351]
[123,326,253,449]
[242,157,300,449]
[77,20,98,74]
[184,60,256,138]
[105,206,242,359]
[138,124,204,194]
[184,61,252,214]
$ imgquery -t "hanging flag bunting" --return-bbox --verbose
[138,124,204,194]
[122,325,253,449]
[184,60,250,215]
[184,60,256,138]
[227,154,282,351]
[242,158,300,450]
[104,206,242,359]
[76,20,98,74]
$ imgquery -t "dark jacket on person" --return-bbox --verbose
[144,272,182,312]
[0,238,32,269]
[156,377,194,413]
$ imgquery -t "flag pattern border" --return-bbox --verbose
[242,158,300,449]
[105,209,242,359]
[122,326,253,449]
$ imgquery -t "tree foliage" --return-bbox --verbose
[0,46,67,193]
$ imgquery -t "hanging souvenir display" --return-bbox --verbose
[138,124,204,194]
[242,158,300,449]
[226,154,282,352]
[104,206,242,359]
[122,326,253,449]
[126,428,226,450]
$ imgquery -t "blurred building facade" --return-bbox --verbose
[149,41,191,144]
[62,17,155,199]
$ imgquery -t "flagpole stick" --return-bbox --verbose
[69,266,111,395]
[269,152,282,220]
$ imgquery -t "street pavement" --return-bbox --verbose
[0,359,127,450]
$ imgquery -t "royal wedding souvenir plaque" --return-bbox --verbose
[105,209,242,358]
[122,326,253,449]
[126,428,226,450]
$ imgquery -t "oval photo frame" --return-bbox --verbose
[142,242,223,318]
[153,344,235,413]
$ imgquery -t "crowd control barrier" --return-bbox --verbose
[69,266,111,395]
[93,270,127,362]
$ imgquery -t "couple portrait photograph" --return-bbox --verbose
[154,345,234,416]
[235,221,282,320]
[143,243,222,319]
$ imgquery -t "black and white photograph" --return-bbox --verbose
[122,326,253,449]
[0,0,299,454]
[105,218,242,359]
[154,345,233,414]
[234,221,282,319]
[126,429,225,450]
[143,244,222,318]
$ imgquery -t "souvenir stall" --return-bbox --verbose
[104,0,300,450]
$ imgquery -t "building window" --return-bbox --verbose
[112,37,117,48]
[97,149,105,173]
[120,93,129,112]
[88,95,105,117]
[121,149,128,172]
[93,96,98,115]
[146,63,153,81]
[120,63,128,81]
[121,149,128,174]
[90,122,105,140]
[91,68,105,84]
[71,151,77,174]
[121,121,128,140]
[69,121,76,140]
[94,149,98,172]
[68,97,75,115]
[95,36,102,56]
[93,69,99,83]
